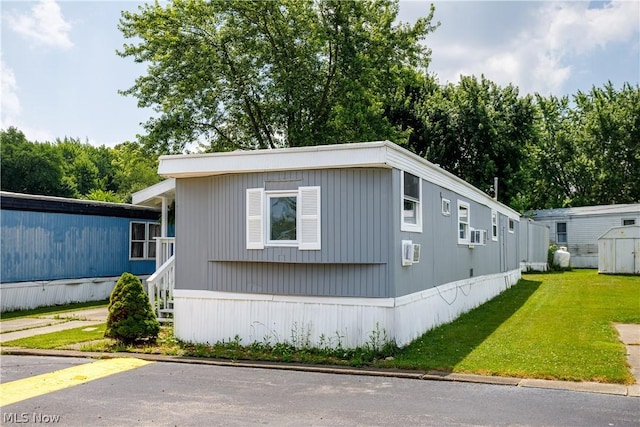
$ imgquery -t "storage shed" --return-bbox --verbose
[1,191,162,311]
[598,225,640,275]
[530,204,640,268]
[155,141,522,348]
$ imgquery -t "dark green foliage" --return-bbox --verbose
[105,272,160,344]
[0,127,161,202]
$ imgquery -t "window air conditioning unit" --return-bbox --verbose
[470,229,487,246]
[402,241,421,266]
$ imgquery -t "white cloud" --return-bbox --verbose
[423,1,639,94]
[1,61,21,125]
[1,61,54,141]
[543,1,639,55]
[6,0,73,50]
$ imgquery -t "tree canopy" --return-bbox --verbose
[118,0,437,153]
[0,127,161,203]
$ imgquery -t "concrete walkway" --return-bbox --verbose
[1,308,638,397]
[0,307,107,343]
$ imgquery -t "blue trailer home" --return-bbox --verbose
[1,191,161,312]
[156,141,521,348]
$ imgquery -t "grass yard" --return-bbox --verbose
[2,324,107,349]
[385,270,639,384]
[1,270,637,384]
[1,300,108,321]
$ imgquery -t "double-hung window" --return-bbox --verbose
[491,210,498,241]
[130,221,160,260]
[458,201,470,244]
[401,171,422,232]
[246,186,321,250]
[556,222,567,244]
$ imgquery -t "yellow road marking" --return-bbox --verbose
[0,358,153,407]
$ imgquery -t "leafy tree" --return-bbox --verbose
[387,75,536,208]
[111,141,162,202]
[527,82,640,208]
[105,272,160,344]
[0,127,73,197]
[118,0,438,153]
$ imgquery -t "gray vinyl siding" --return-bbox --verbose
[176,166,519,299]
[176,168,394,296]
[175,177,212,290]
[390,169,518,298]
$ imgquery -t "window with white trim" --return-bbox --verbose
[442,198,451,216]
[491,210,498,241]
[401,171,422,232]
[130,221,160,260]
[508,218,515,233]
[556,222,567,244]
[246,186,321,250]
[458,200,470,244]
[623,219,636,226]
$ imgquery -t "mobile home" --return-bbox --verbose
[530,204,639,268]
[1,191,161,311]
[152,141,521,348]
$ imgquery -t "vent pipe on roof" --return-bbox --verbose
[493,177,498,201]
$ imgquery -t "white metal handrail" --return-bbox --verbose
[155,237,175,270]
[147,253,175,321]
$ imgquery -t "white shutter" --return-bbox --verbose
[298,186,321,250]
[246,188,264,249]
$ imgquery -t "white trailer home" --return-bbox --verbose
[530,204,640,268]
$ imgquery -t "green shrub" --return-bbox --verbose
[105,272,160,344]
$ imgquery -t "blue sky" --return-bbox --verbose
[2,1,639,148]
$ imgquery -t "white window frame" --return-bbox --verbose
[458,200,470,244]
[266,191,299,247]
[622,219,636,226]
[491,210,498,241]
[401,171,422,233]
[508,218,515,234]
[441,198,451,216]
[556,222,567,244]
[246,186,321,251]
[129,221,160,260]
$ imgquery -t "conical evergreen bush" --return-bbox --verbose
[105,272,160,344]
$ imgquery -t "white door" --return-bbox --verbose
[614,238,636,274]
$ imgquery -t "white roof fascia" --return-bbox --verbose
[158,141,519,219]
[158,141,391,178]
[382,143,520,220]
[132,178,176,207]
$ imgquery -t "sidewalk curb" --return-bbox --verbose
[2,347,637,397]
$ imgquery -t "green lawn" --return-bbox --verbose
[386,270,639,384]
[1,300,108,321]
[2,270,638,384]
[2,324,107,349]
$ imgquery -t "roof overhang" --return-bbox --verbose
[131,178,176,208]
[156,141,521,219]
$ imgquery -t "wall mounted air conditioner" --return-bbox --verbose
[402,240,421,266]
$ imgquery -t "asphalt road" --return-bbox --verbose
[1,355,639,426]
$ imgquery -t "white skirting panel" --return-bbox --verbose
[1,276,146,312]
[174,269,521,349]
[173,291,395,349]
[520,262,549,272]
[393,269,521,347]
